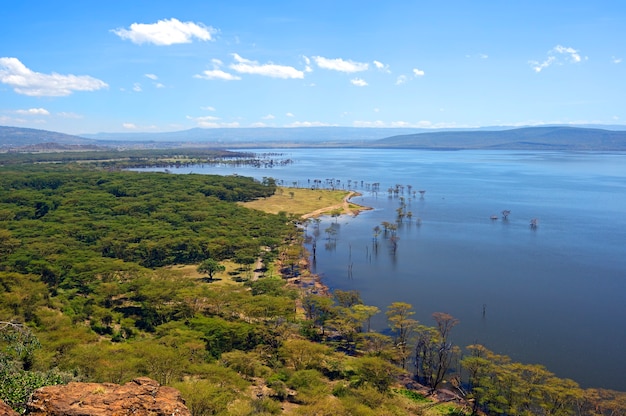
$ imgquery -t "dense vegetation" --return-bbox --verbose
[1,156,625,415]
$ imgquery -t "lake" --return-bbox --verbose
[144,148,626,390]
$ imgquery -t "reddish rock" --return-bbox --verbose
[0,399,19,416]
[26,377,190,416]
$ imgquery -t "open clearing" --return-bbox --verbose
[241,187,368,218]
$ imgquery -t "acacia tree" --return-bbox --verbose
[386,302,417,369]
[197,258,225,282]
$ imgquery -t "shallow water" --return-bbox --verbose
[147,148,626,390]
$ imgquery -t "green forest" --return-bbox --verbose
[1,152,625,415]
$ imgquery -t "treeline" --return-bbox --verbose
[0,148,253,166]
[1,161,625,415]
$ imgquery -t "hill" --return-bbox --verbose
[0,126,95,148]
[368,126,626,150]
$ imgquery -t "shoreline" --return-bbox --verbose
[291,191,371,296]
[300,190,372,219]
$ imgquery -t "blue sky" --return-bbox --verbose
[1,1,625,135]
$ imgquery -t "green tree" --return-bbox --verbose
[197,258,225,282]
[386,302,417,369]
[0,322,68,413]
[352,356,404,393]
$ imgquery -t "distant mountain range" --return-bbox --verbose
[366,126,626,150]
[2,125,626,151]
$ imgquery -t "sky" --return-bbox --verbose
[1,1,625,135]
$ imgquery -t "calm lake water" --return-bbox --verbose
[147,148,626,390]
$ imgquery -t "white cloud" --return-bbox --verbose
[123,122,138,129]
[145,73,158,80]
[194,69,241,81]
[112,18,216,46]
[286,112,295,117]
[195,59,241,81]
[201,106,216,111]
[351,78,368,87]
[612,56,622,64]
[0,57,108,97]
[312,56,369,73]
[16,108,50,116]
[373,60,390,73]
[530,45,583,72]
[133,83,142,92]
[262,114,275,120]
[229,54,304,79]
[395,68,425,85]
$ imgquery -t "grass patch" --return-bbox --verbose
[394,389,429,403]
[241,187,350,217]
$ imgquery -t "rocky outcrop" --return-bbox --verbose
[25,377,190,416]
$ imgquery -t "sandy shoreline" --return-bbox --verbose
[300,190,371,219]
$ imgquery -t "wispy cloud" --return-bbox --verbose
[303,56,313,73]
[58,112,82,119]
[612,56,622,64]
[373,60,390,73]
[285,121,332,127]
[554,45,582,62]
[133,83,142,92]
[186,114,239,128]
[0,57,108,97]
[262,114,275,120]
[350,78,368,87]
[145,73,158,80]
[112,18,216,46]
[312,56,369,73]
[16,108,50,116]
[395,68,425,85]
[187,115,219,122]
[530,45,584,72]
[229,54,304,79]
